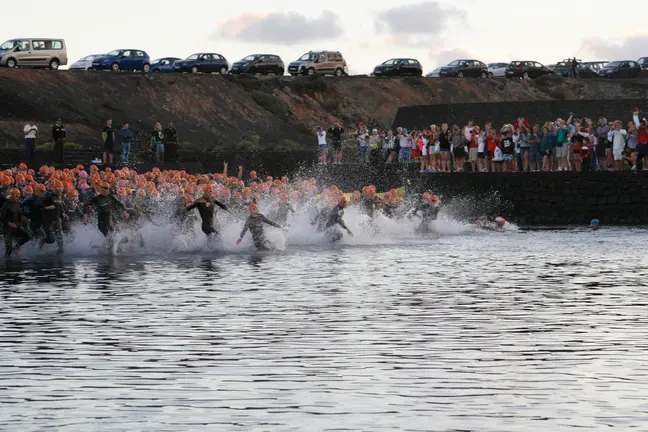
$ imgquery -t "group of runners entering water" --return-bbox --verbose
[0,163,508,258]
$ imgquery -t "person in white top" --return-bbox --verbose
[477,126,487,172]
[315,126,327,165]
[23,118,38,165]
[607,121,627,171]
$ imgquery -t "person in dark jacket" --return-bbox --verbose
[52,118,66,163]
[120,122,134,165]
[163,121,179,163]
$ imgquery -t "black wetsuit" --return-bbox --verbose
[1,200,31,256]
[86,193,126,237]
[63,199,84,235]
[312,206,332,232]
[185,197,228,236]
[22,195,45,238]
[273,202,295,225]
[41,192,65,250]
[324,205,350,242]
[412,202,440,232]
[239,213,282,250]
[360,196,382,219]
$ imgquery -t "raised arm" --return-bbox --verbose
[261,215,282,229]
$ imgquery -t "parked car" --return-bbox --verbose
[69,53,103,70]
[552,60,598,78]
[92,49,151,72]
[288,51,348,76]
[546,64,555,71]
[372,58,422,76]
[487,62,509,78]
[583,61,608,71]
[425,67,442,78]
[0,38,67,69]
[597,60,642,78]
[151,57,181,72]
[230,54,284,75]
[637,57,648,69]
[438,59,488,78]
[173,53,229,74]
[505,61,553,79]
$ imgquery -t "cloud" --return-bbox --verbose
[375,1,465,36]
[212,11,343,45]
[583,35,648,60]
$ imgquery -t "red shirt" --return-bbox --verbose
[470,137,478,149]
[638,127,648,144]
[487,136,497,152]
[514,120,530,129]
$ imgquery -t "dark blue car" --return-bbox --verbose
[173,53,229,74]
[91,49,151,72]
[151,57,180,72]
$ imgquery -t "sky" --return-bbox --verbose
[5,0,648,74]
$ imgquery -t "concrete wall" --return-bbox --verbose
[393,99,648,129]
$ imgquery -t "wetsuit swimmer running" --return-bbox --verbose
[40,181,67,253]
[84,182,129,244]
[1,188,32,257]
[324,197,353,242]
[412,193,440,233]
[184,188,228,238]
[272,193,295,226]
[237,204,284,250]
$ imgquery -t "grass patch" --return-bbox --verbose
[251,91,289,117]
[36,141,84,150]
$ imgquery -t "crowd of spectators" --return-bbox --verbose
[315,110,648,172]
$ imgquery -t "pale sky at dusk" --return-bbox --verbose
[4,0,648,74]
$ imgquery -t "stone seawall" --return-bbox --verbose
[303,167,648,226]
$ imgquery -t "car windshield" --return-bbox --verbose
[382,59,396,65]
[81,55,97,61]
[447,60,461,66]
[556,62,567,67]
[299,52,319,61]
[606,61,622,67]
[510,61,522,66]
[186,54,199,60]
[242,55,257,61]
[0,40,18,50]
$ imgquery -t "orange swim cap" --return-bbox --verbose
[10,188,21,196]
[249,203,259,213]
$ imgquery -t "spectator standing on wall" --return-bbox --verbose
[383,130,396,163]
[356,123,369,164]
[518,126,530,172]
[486,127,498,172]
[633,110,648,171]
[500,125,515,172]
[593,117,610,171]
[452,125,465,171]
[607,121,627,171]
[514,117,530,130]
[528,125,541,171]
[315,126,327,165]
[427,125,440,172]
[555,119,570,171]
[626,122,638,170]
[477,125,487,172]
[438,124,451,172]
[120,121,134,165]
[398,127,411,164]
[151,122,165,164]
[102,119,115,166]
[468,127,479,172]
[327,121,344,165]
[539,125,553,171]
[23,118,38,165]
[52,118,66,164]
[164,121,179,163]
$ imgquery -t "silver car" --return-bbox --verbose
[69,54,103,70]
[487,62,509,78]
[425,66,442,78]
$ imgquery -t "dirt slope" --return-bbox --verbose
[1,69,648,150]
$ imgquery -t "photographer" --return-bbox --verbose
[327,121,344,165]
[593,117,610,171]
[633,109,648,170]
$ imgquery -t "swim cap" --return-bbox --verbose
[591,219,599,225]
[249,203,259,213]
[429,194,439,202]
[10,188,21,196]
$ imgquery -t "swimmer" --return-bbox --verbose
[590,219,599,230]
[323,197,353,242]
[236,204,284,251]
[184,186,228,239]
[83,182,129,248]
[412,193,441,233]
[1,188,32,257]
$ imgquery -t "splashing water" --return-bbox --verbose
[10,192,517,259]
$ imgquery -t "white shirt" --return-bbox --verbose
[317,130,327,145]
[607,129,627,151]
[477,132,486,152]
[463,126,473,142]
[24,124,38,139]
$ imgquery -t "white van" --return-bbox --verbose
[0,38,68,69]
